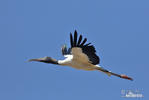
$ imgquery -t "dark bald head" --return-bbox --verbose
[29,56,58,65]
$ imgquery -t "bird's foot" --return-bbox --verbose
[120,74,133,81]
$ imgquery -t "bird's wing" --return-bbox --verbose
[69,30,100,65]
[61,45,71,56]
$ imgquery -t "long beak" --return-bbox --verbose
[28,56,58,64]
[28,58,45,62]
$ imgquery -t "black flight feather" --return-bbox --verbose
[69,30,100,65]
[73,30,77,47]
[70,33,73,47]
[80,38,87,46]
[77,35,82,46]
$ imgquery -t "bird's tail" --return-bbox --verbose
[95,65,133,81]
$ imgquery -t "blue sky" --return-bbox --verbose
[0,0,148,100]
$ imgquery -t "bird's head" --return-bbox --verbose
[28,56,58,64]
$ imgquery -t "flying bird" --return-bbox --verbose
[29,30,133,81]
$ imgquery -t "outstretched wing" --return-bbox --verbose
[61,45,71,56]
[69,30,100,65]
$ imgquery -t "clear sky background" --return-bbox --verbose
[0,0,148,100]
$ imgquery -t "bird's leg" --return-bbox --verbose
[96,67,133,81]
[108,71,133,81]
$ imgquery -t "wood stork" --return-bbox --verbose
[29,30,133,81]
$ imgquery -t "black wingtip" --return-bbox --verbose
[74,30,78,47]
[80,38,87,46]
[74,30,77,33]
[77,35,82,46]
[84,43,91,46]
[61,45,67,55]
[70,32,73,47]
